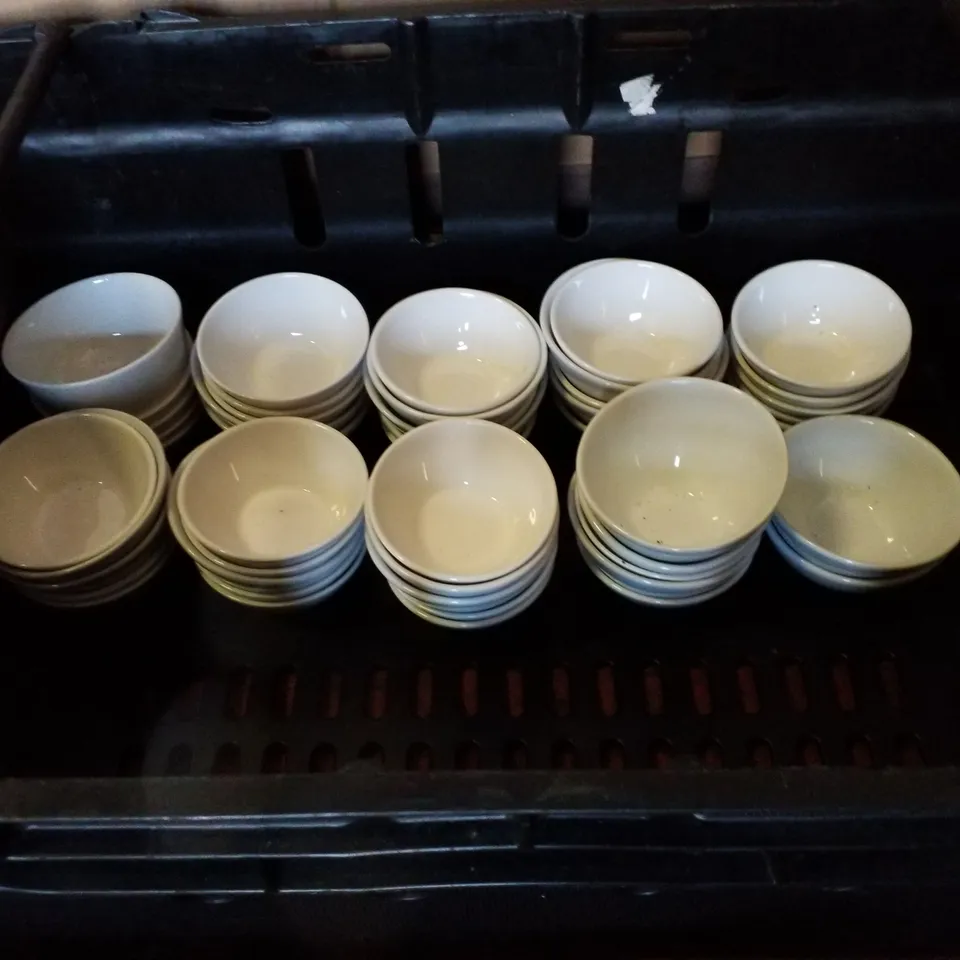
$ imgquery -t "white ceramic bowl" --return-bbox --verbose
[549,260,723,384]
[368,288,543,416]
[569,476,763,582]
[367,418,557,583]
[583,546,752,608]
[2,273,185,413]
[766,520,936,592]
[775,416,960,575]
[0,410,159,572]
[196,273,368,408]
[366,354,546,430]
[177,417,368,566]
[731,260,912,396]
[365,516,557,600]
[577,378,787,561]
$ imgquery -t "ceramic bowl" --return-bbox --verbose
[368,288,543,416]
[569,475,763,582]
[775,416,960,575]
[205,367,365,420]
[198,544,365,609]
[365,514,558,599]
[390,556,555,628]
[196,273,368,408]
[169,450,364,586]
[731,260,912,396]
[582,546,752,608]
[0,410,159,572]
[2,273,185,413]
[365,355,546,429]
[177,417,368,566]
[367,418,557,583]
[549,259,723,384]
[766,520,936,592]
[577,378,787,562]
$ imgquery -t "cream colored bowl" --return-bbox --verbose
[0,410,159,571]
[367,418,557,583]
[196,273,368,408]
[776,416,960,575]
[177,417,368,566]
[549,260,722,384]
[731,260,912,396]
[368,288,543,416]
[577,379,787,561]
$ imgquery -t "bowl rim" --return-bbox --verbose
[576,377,788,559]
[194,272,370,408]
[2,272,183,394]
[365,417,559,584]
[775,414,960,573]
[176,415,369,566]
[368,287,544,416]
[548,259,724,386]
[730,259,913,394]
[0,409,161,572]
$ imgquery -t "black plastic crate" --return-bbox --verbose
[3,1,960,948]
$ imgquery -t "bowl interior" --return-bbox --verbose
[371,289,540,413]
[732,261,911,391]
[550,260,722,382]
[178,418,368,563]
[196,273,369,404]
[368,419,557,581]
[777,416,960,570]
[2,273,181,388]
[577,379,787,553]
[0,412,157,569]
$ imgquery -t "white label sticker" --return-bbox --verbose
[619,74,661,117]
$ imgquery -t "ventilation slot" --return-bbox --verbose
[678,130,721,234]
[406,742,433,771]
[261,742,287,774]
[700,739,723,769]
[552,665,571,716]
[784,659,808,712]
[748,739,774,768]
[507,668,524,717]
[608,28,693,52]
[649,739,673,769]
[690,664,712,715]
[225,669,253,720]
[832,658,856,712]
[415,667,433,719]
[503,740,528,769]
[557,134,593,239]
[597,663,617,716]
[213,743,242,775]
[366,667,388,719]
[210,105,273,124]
[281,147,325,248]
[307,42,391,64]
[320,670,342,719]
[879,657,902,708]
[600,739,625,769]
[644,664,664,715]
[273,667,297,720]
[897,734,925,767]
[849,736,874,768]
[798,737,824,766]
[456,741,481,769]
[358,742,385,766]
[737,663,760,714]
[462,666,479,716]
[552,739,577,769]
[309,743,337,772]
[406,140,443,245]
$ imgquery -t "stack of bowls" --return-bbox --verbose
[571,379,787,607]
[168,417,368,609]
[768,415,960,592]
[2,273,200,447]
[364,288,547,441]
[191,273,369,435]
[541,259,729,431]
[365,419,559,628]
[0,409,172,607]
[729,260,912,428]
